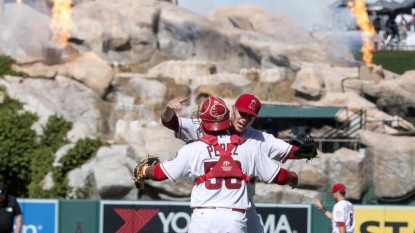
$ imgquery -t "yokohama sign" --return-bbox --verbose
[100,201,310,233]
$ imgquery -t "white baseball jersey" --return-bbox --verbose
[175,117,292,161]
[331,200,355,233]
[160,135,281,210]
[174,117,292,198]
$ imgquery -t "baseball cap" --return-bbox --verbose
[0,184,6,198]
[235,94,261,117]
[197,96,230,131]
[329,183,346,193]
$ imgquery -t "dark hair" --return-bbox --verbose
[339,191,346,196]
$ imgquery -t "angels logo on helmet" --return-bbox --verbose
[196,96,230,131]
[209,101,227,120]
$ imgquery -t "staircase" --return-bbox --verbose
[322,109,365,139]
[317,109,365,153]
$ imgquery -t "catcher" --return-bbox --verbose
[133,96,299,233]
[161,94,317,233]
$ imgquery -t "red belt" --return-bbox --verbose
[196,206,245,214]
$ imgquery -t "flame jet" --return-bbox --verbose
[50,0,74,48]
[347,0,375,66]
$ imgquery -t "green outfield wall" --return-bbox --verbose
[15,199,415,233]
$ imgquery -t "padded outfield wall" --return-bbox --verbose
[13,199,415,233]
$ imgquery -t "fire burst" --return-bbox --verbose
[50,0,74,48]
[347,0,375,66]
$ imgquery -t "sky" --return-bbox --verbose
[178,0,408,31]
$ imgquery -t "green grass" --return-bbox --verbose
[354,50,415,75]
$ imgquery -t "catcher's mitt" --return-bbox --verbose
[132,155,161,190]
[289,134,318,161]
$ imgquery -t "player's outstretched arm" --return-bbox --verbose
[144,164,168,181]
[132,156,166,190]
[272,168,298,189]
[161,97,189,122]
[314,199,333,219]
[288,134,318,161]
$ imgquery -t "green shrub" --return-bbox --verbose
[0,55,26,77]
[39,115,72,152]
[27,147,55,198]
[0,90,38,197]
[27,115,72,198]
[1,86,106,198]
[51,138,108,198]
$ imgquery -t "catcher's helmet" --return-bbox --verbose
[197,96,230,131]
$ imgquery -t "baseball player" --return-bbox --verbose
[314,183,355,233]
[161,94,316,233]
[139,96,298,233]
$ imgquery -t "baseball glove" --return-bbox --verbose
[289,134,318,161]
[132,155,161,190]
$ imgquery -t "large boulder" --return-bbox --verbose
[70,0,260,72]
[0,75,103,135]
[327,148,368,200]
[207,4,355,66]
[1,3,51,63]
[93,144,138,199]
[360,130,415,198]
[362,70,415,117]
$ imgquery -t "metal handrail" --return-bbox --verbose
[282,138,361,153]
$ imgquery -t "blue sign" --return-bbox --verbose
[16,199,58,233]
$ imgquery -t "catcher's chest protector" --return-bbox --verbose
[195,134,251,185]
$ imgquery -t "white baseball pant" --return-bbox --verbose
[188,207,247,233]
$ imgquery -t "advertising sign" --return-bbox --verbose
[100,201,310,233]
[256,203,311,233]
[16,199,58,233]
[59,200,99,233]
[355,205,415,233]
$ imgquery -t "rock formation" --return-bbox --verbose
[0,0,414,203]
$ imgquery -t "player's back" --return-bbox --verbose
[175,118,290,161]
[178,135,280,210]
[332,200,355,233]
[182,135,252,210]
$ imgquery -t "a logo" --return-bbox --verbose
[114,208,159,233]
[167,153,178,161]
[354,206,415,233]
[14,225,42,233]
[249,100,256,110]
[210,103,227,120]
[221,161,232,171]
[102,201,309,233]
[15,199,57,233]
[336,211,342,217]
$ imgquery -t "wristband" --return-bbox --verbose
[321,207,327,213]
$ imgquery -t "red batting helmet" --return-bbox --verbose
[197,96,230,131]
